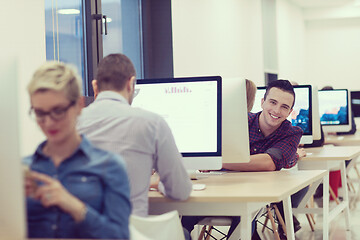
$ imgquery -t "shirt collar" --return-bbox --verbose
[95,91,129,105]
[33,135,92,162]
[253,112,262,134]
[77,135,94,159]
[256,112,289,138]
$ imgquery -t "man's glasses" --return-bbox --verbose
[29,101,76,122]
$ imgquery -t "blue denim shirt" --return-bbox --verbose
[24,136,131,239]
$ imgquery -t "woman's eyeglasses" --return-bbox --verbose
[29,101,76,122]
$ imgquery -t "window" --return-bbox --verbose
[45,0,173,97]
[44,0,86,93]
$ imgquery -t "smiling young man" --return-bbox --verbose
[221,80,305,239]
[223,79,303,172]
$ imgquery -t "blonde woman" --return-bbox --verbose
[246,79,257,112]
[24,62,131,239]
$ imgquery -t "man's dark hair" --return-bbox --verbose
[264,79,295,108]
[96,53,136,91]
[321,86,333,90]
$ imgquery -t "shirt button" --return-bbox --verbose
[258,129,261,132]
[81,176,87,182]
[254,148,257,152]
[51,224,57,230]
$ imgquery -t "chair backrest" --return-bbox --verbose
[130,210,185,240]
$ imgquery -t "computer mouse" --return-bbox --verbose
[192,183,206,191]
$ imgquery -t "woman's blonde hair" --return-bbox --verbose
[246,79,257,112]
[27,61,82,102]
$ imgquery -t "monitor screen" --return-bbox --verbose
[318,89,349,125]
[351,91,360,118]
[132,76,222,170]
[311,86,322,141]
[251,85,313,144]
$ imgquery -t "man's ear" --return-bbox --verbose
[128,76,136,92]
[92,80,99,99]
[260,98,264,108]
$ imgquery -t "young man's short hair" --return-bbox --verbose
[96,53,136,91]
[264,79,295,108]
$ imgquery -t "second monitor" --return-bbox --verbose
[318,89,352,132]
[350,91,360,118]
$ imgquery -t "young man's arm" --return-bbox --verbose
[222,153,276,171]
[155,118,192,200]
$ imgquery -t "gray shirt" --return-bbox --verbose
[77,91,192,217]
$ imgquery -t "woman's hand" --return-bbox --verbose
[29,171,86,222]
[25,176,38,198]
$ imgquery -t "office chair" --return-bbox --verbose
[259,204,283,240]
[196,217,233,240]
[259,203,316,239]
[130,210,185,240]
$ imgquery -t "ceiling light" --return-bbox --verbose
[58,9,80,15]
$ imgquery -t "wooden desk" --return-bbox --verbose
[149,170,326,240]
[296,146,360,240]
[325,133,360,146]
[301,146,360,161]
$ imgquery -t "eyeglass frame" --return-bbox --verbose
[29,100,76,122]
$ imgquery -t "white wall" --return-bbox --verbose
[275,1,360,91]
[262,0,278,74]
[305,18,360,90]
[276,0,306,84]
[171,0,265,86]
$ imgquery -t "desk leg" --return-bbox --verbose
[283,196,295,240]
[340,161,351,230]
[239,211,251,240]
[323,171,330,240]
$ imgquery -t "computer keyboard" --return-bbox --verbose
[197,171,226,176]
[188,170,227,180]
[193,171,227,179]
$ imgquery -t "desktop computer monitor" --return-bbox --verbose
[221,77,250,163]
[318,89,352,132]
[311,86,322,141]
[251,85,313,144]
[350,91,360,118]
[132,76,222,170]
[0,59,27,239]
